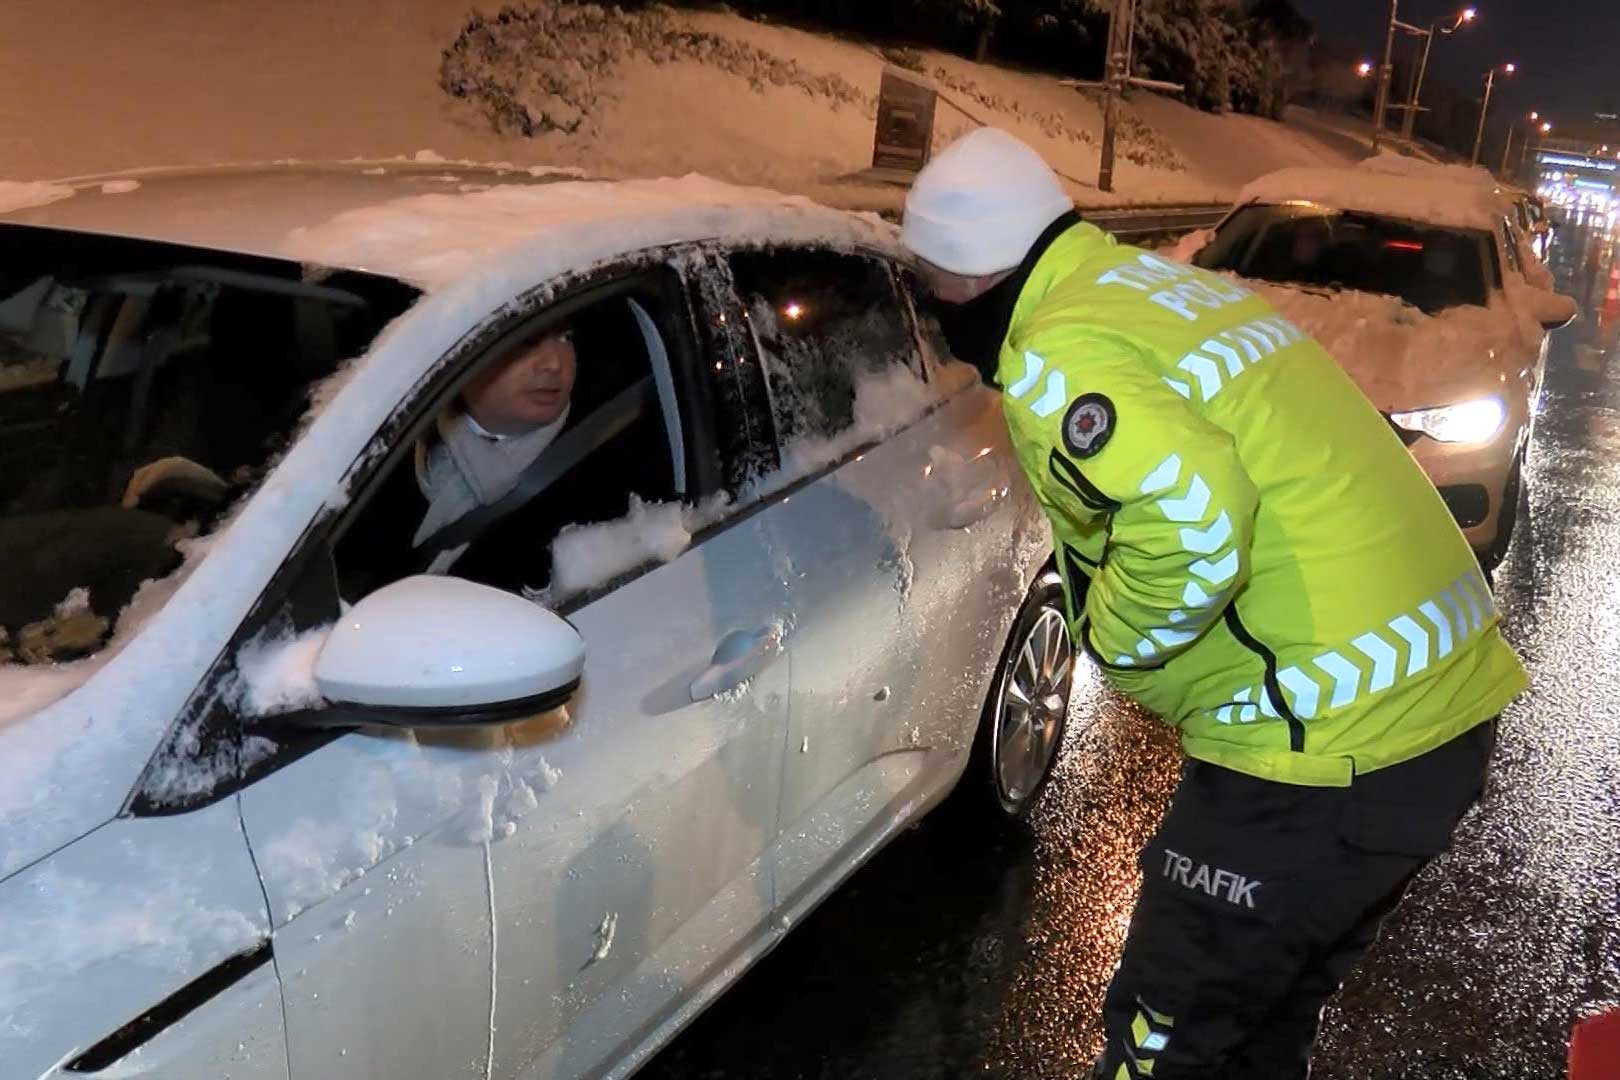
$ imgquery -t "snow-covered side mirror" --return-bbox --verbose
[1531,290,1579,332]
[311,576,584,726]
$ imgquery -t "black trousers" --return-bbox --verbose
[1092,720,1496,1079]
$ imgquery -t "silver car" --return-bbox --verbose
[0,164,1076,1079]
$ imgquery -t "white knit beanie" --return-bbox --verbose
[902,127,1075,277]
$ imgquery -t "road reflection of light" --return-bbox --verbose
[983,652,1182,1074]
[1313,224,1620,1078]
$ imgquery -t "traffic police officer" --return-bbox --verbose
[901,128,1527,1078]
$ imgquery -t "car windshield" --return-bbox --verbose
[0,225,418,665]
[1194,204,1494,314]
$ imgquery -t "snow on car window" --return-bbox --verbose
[729,248,921,445]
[0,226,418,671]
[540,360,957,605]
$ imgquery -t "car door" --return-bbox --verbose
[465,269,791,1078]
[226,259,787,1080]
[716,246,1046,908]
[1,799,285,1080]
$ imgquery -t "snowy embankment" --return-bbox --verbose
[1,0,1358,208]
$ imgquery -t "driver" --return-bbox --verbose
[413,324,577,547]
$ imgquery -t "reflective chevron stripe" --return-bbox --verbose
[1222,329,1261,364]
[1183,580,1219,609]
[1190,550,1240,586]
[1178,351,1223,400]
[1170,316,1307,402]
[1007,351,1045,397]
[1388,614,1430,675]
[1140,454,1183,494]
[1120,454,1244,665]
[1225,571,1497,726]
[1181,511,1232,554]
[1352,632,1398,694]
[1277,666,1320,719]
[1313,651,1362,710]
[1029,371,1068,417]
[1454,576,1482,631]
[1006,351,1068,417]
[1420,600,1453,658]
[1204,337,1245,376]
[1158,476,1211,522]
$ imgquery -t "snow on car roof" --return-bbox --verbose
[1238,161,1510,233]
[0,160,897,288]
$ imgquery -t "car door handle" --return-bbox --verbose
[690,624,785,702]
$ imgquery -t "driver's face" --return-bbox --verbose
[463,329,578,436]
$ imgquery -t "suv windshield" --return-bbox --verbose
[1194,204,1494,314]
[0,225,418,665]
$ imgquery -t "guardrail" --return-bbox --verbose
[1086,204,1230,241]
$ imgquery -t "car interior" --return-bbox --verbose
[332,292,681,606]
[1197,206,1493,314]
[0,226,417,663]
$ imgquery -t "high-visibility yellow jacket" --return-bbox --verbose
[999,221,1526,786]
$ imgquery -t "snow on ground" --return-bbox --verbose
[2,0,1360,210]
[0,181,75,213]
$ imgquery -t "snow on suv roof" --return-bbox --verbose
[0,161,892,288]
[1238,160,1510,233]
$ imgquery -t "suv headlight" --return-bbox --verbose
[1389,397,1508,444]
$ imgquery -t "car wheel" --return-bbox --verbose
[1480,459,1525,574]
[966,569,1075,821]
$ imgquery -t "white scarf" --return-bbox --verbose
[413,406,570,548]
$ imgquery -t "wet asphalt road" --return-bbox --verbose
[642,219,1620,1080]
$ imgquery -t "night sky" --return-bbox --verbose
[1291,0,1618,133]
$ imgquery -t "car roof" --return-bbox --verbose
[1238,161,1511,234]
[0,161,893,288]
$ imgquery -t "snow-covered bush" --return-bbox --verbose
[440,2,876,138]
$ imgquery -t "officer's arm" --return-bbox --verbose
[1013,341,1259,671]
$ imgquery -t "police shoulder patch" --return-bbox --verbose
[1062,393,1116,459]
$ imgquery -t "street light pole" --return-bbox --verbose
[1097,0,1134,193]
[1471,63,1514,167]
[1520,120,1551,175]
[1371,0,1399,153]
[1401,7,1477,141]
[1503,111,1540,179]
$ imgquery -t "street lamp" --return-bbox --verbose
[1471,62,1515,166]
[1357,61,1374,78]
[1502,110,1542,177]
[1520,119,1551,175]
[1399,6,1478,140]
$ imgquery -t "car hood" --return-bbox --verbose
[1244,280,1536,411]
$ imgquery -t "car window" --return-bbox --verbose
[894,265,958,372]
[0,225,417,666]
[1196,204,1493,314]
[1500,218,1524,276]
[727,249,922,447]
[333,281,686,609]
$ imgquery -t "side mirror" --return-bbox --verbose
[1530,290,1580,332]
[310,576,585,727]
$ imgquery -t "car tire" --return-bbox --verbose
[962,568,1076,822]
[1480,459,1526,574]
